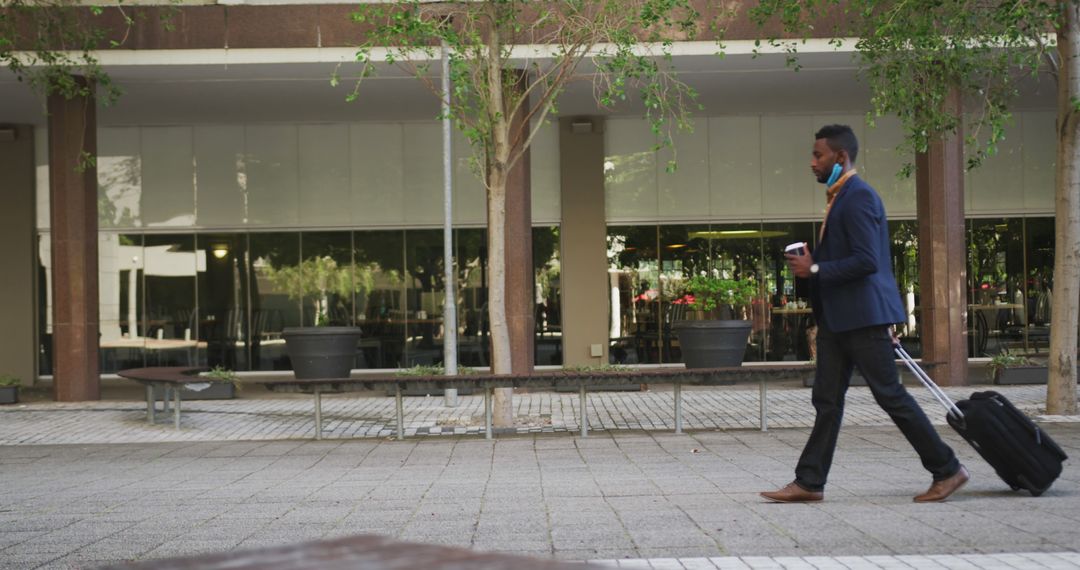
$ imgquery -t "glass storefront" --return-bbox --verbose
[55,227,561,374]
[607,217,1057,365]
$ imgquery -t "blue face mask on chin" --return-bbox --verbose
[824,163,843,186]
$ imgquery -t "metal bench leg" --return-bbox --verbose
[484,387,493,440]
[395,385,404,441]
[146,385,155,423]
[674,382,683,435]
[759,378,768,432]
[173,387,181,430]
[579,385,588,438]
[314,388,323,440]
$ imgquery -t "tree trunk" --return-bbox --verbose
[488,169,514,427]
[484,10,514,428]
[1048,2,1080,415]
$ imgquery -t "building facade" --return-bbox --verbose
[0,1,1060,398]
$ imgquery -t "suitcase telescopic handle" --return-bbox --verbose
[893,343,965,421]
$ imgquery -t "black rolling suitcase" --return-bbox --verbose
[894,344,1067,496]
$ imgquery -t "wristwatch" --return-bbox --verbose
[809,263,820,275]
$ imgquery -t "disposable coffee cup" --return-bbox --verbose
[784,242,807,256]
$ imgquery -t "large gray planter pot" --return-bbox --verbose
[672,320,752,369]
[283,326,363,380]
[0,386,18,405]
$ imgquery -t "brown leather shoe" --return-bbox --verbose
[760,481,823,503]
[914,465,970,503]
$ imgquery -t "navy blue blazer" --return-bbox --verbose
[810,174,906,333]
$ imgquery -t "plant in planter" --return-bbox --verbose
[987,351,1046,385]
[0,374,21,405]
[261,256,372,379]
[671,274,758,369]
[196,365,241,399]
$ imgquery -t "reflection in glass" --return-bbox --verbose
[98,233,145,373]
[404,230,445,366]
[607,225,659,364]
[299,232,354,327]
[705,223,766,362]
[142,234,198,367]
[455,229,488,368]
[762,222,816,361]
[534,226,562,366]
[1024,217,1054,353]
[967,218,1025,357]
[248,233,298,371]
[889,220,920,353]
[354,230,405,369]
[198,233,251,371]
[659,224,711,363]
[38,233,52,375]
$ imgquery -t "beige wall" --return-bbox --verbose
[559,118,609,366]
[0,125,37,385]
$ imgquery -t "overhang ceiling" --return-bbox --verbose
[0,51,1056,126]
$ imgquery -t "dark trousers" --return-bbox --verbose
[795,325,960,492]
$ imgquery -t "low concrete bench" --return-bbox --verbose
[256,364,813,441]
[117,367,209,429]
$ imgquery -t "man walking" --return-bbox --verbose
[762,124,969,503]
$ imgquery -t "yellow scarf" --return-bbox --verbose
[818,168,857,242]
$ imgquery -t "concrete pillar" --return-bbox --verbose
[559,117,609,366]
[48,76,101,401]
[0,125,39,388]
[915,89,968,386]
[504,74,534,374]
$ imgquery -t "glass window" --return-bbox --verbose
[607,225,660,364]
[37,233,52,376]
[534,226,562,366]
[889,220,920,354]
[455,228,488,368]
[705,223,767,362]
[354,230,406,369]
[248,233,299,371]
[403,229,445,367]
[1023,217,1054,353]
[99,233,145,373]
[967,218,1025,357]
[194,234,250,371]
[761,222,816,361]
[142,234,198,368]
[299,232,355,327]
[658,224,712,363]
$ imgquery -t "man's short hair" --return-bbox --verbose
[815,124,859,164]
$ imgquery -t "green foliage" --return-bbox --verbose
[395,364,478,376]
[202,365,237,384]
[344,0,702,182]
[680,274,757,317]
[0,374,21,387]
[259,257,382,325]
[1,0,177,104]
[747,0,1061,175]
[986,350,1033,380]
[562,364,630,372]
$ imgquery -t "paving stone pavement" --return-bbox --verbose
[1,383,1078,569]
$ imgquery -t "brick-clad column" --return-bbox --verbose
[48,76,101,401]
[915,89,968,386]
[504,70,534,374]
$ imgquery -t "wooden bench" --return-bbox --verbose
[117,367,209,429]
[256,365,813,440]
